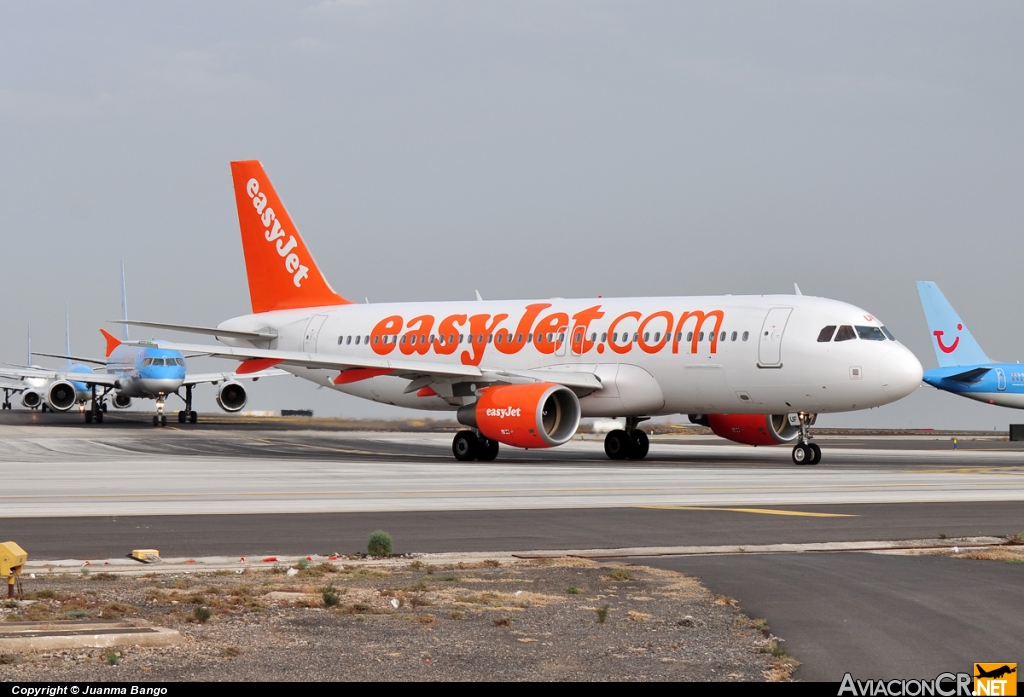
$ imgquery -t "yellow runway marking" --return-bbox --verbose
[638,505,858,518]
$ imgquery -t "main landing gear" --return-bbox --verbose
[83,387,106,425]
[604,417,650,460]
[2,389,12,410]
[176,385,198,424]
[452,430,499,462]
[791,412,821,465]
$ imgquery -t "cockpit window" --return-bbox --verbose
[817,326,836,343]
[855,326,887,341]
[142,358,153,366]
[881,326,895,341]
[834,325,856,342]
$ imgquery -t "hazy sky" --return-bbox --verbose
[2,2,1022,428]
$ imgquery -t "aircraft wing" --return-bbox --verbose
[31,352,107,366]
[0,365,120,387]
[182,368,291,387]
[127,341,603,391]
[945,367,992,383]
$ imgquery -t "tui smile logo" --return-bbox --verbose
[934,324,962,354]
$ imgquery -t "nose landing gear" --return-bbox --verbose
[604,417,650,460]
[153,398,167,427]
[791,413,821,465]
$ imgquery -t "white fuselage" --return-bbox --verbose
[213,294,923,418]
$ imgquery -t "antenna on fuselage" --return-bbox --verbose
[120,261,130,342]
[475,290,483,301]
[794,283,803,296]
[26,325,31,367]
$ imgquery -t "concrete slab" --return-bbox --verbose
[0,620,181,652]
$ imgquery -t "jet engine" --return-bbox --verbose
[457,382,580,448]
[216,381,247,412]
[21,390,42,409]
[690,413,799,446]
[46,381,77,412]
[112,394,132,409]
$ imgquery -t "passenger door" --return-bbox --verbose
[758,308,792,368]
[303,314,329,353]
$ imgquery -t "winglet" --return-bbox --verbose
[230,160,349,314]
[100,329,122,358]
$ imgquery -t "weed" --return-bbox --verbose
[606,568,634,582]
[221,647,242,659]
[1008,531,1024,545]
[482,559,501,567]
[408,560,425,571]
[595,604,610,624]
[91,572,117,581]
[492,616,513,627]
[437,575,460,582]
[566,587,580,595]
[65,610,89,619]
[28,589,58,600]
[0,654,19,665]
[105,652,120,666]
[171,577,189,590]
[296,558,309,570]
[368,530,393,558]
[350,568,390,579]
[751,618,769,631]
[449,610,466,620]
[714,594,738,607]
[80,568,90,577]
[100,603,137,619]
[416,613,436,625]
[322,584,341,608]
[193,606,212,624]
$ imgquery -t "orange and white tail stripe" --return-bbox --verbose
[230,160,349,314]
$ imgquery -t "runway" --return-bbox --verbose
[1,414,1022,681]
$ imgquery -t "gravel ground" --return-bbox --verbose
[0,558,792,681]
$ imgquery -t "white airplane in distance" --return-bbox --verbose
[1,320,95,413]
[1,265,289,426]
[121,160,923,464]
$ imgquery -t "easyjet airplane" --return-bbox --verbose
[122,160,923,464]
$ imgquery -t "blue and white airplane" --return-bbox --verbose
[917,281,1024,409]
[0,316,96,413]
[2,266,287,426]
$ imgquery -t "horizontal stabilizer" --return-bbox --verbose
[114,320,277,341]
[942,367,991,384]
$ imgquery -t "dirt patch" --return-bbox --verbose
[0,558,783,681]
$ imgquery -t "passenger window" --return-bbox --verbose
[698,332,704,341]
[496,334,503,344]
[429,334,435,344]
[365,336,369,344]
[644,332,650,342]
[835,325,856,342]
[731,331,737,341]
[817,326,836,343]
[612,332,618,342]
[410,335,417,345]
[516,333,523,343]
[632,333,638,343]
[355,336,360,345]
[337,336,343,345]
[526,333,532,343]
[601,332,607,343]
[687,332,693,342]
[558,333,564,342]
[742,331,749,341]
[591,332,597,342]
[373,336,379,345]
[459,334,465,344]
[856,326,886,341]
[720,332,725,342]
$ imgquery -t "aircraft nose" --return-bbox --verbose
[880,346,924,399]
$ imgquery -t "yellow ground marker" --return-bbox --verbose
[638,505,858,518]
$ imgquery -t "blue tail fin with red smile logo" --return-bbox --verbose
[916,281,991,368]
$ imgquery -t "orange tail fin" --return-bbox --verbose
[100,329,122,358]
[230,160,349,314]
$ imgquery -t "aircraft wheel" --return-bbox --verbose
[189,411,198,424]
[153,415,159,427]
[808,443,821,465]
[628,430,650,460]
[161,414,167,427]
[476,437,499,462]
[453,431,478,461]
[178,411,186,424]
[792,444,811,465]
[84,411,93,424]
[604,430,631,460]
[101,402,108,412]
[96,411,103,424]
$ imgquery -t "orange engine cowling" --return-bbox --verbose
[457,382,581,449]
[695,413,799,446]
